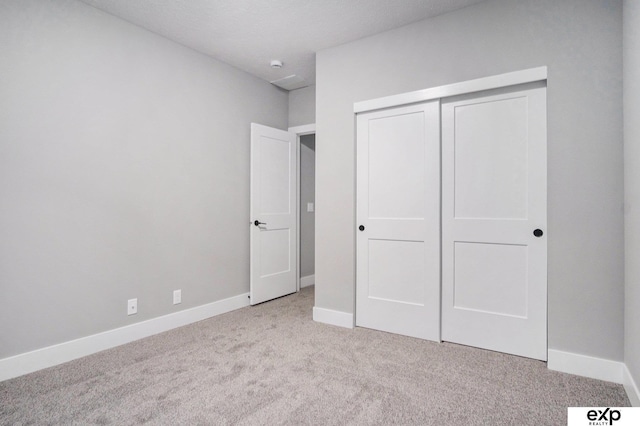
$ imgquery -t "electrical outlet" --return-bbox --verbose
[173,289,181,305]
[127,298,137,315]
[307,202,314,212]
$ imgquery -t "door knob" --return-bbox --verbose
[533,229,543,237]
[359,225,365,231]
[254,220,266,227]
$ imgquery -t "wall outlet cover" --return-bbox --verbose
[127,298,137,315]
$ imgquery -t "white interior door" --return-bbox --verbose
[441,83,547,360]
[356,101,440,341]
[250,123,297,305]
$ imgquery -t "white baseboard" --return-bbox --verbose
[547,349,624,384]
[312,306,353,329]
[623,364,640,406]
[300,274,315,288]
[0,293,250,382]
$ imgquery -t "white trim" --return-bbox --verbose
[354,66,548,113]
[288,124,316,135]
[300,274,315,288]
[296,132,301,291]
[0,293,250,382]
[547,349,624,384]
[313,306,354,329]
[290,123,316,293]
[624,365,640,406]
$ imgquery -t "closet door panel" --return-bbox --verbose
[441,83,547,360]
[355,101,440,341]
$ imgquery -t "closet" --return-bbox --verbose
[355,68,548,360]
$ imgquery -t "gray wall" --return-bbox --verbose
[300,135,316,278]
[0,0,288,359]
[624,0,640,393]
[315,0,624,361]
[289,85,316,127]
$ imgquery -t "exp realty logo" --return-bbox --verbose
[586,408,620,425]
[568,407,640,426]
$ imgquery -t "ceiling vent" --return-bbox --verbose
[270,74,308,91]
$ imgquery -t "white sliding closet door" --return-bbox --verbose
[356,101,440,341]
[441,83,547,360]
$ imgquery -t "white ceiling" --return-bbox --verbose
[79,0,485,90]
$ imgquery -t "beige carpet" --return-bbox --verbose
[0,286,630,425]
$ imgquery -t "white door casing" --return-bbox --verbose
[441,82,548,360]
[355,101,441,341]
[289,123,316,293]
[250,123,297,305]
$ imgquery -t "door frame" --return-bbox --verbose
[289,124,316,292]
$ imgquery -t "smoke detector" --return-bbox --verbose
[270,60,283,69]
